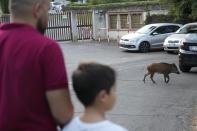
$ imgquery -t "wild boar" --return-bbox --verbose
[143,62,180,84]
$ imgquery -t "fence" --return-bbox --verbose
[76,11,93,40]
[46,11,72,41]
[0,14,10,24]
[0,11,93,41]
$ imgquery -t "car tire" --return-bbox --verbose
[139,42,150,53]
[179,65,191,72]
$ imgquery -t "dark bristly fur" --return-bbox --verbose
[143,62,180,84]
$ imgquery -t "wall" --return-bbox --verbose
[96,7,169,41]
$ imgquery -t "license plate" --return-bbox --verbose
[169,43,175,47]
[189,46,197,51]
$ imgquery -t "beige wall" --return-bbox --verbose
[104,9,169,41]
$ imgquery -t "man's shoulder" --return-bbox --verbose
[32,33,57,46]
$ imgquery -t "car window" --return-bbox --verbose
[177,24,197,34]
[136,25,157,34]
[152,25,179,35]
[53,2,61,5]
[187,28,197,33]
[168,25,180,32]
[153,26,167,34]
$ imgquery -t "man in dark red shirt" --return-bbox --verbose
[0,0,74,131]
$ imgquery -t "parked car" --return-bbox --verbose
[179,29,197,72]
[119,23,182,52]
[163,22,197,53]
[50,2,62,11]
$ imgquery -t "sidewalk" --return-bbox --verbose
[59,40,119,46]
[192,106,197,131]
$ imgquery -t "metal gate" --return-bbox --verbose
[76,11,92,40]
[0,14,10,24]
[46,11,72,41]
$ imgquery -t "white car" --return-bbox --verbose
[50,2,62,11]
[163,22,197,53]
[119,23,182,52]
[179,30,197,72]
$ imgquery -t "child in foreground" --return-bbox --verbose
[63,62,128,131]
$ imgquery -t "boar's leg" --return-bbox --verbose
[164,74,170,83]
[164,75,167,83]
[143,72,150,83]
[150,73,156,84]
[166,75,170,83]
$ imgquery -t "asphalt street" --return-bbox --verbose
[59,41,197,131]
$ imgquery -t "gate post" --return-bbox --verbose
[71,10,78,42]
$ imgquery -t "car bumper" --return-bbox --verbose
[179,52,197,66]
[119,44,138,51]
[163,45,180,51]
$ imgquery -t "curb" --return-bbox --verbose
[192,105,197,131]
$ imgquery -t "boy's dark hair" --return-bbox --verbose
[72,62,116,107]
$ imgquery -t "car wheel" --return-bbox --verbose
[139,42,150,53]
[179,65,191,72]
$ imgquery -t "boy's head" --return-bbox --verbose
[72,62,116,110]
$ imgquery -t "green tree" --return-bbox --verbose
[70,0,78,2]
[0,0,9,14]
[160,0,197,21]
[87,0,154,5]
[191,0,197,19]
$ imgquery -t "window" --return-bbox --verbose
[163,25,180,33]
[169,25,180,32]
[131,13,143,28]
[153,25,180,35]
[153,26,166,34]
[120,14,129,29]
[153,26,173,34]
[108,13,144,30]
[136,25,156,34]
[109,15,117,29]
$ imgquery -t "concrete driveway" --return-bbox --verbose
[59,41,197,131]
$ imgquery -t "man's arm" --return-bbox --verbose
[46,88,74,126]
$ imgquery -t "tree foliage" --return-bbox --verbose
[0,0,9,14]
[87,0,155,5]
[160,0,197,21]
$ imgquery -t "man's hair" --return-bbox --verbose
[72,62,116,107]
[9,0,46,17]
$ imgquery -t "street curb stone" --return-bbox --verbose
[192,106,197,131]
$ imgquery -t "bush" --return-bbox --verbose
[145,14,197,25]
[145,14,175,24]
[173,17,197,24]
[0,0,9,14]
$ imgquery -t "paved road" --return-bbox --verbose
[59,41,197,131]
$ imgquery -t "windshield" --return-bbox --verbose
[136,25,157,34]
[176,24,197,34]
[53,2,61,5]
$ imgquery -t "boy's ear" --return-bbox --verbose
[97,90,108,102]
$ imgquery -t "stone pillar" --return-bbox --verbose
[92,9,107,41]
[71,10,78,42]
